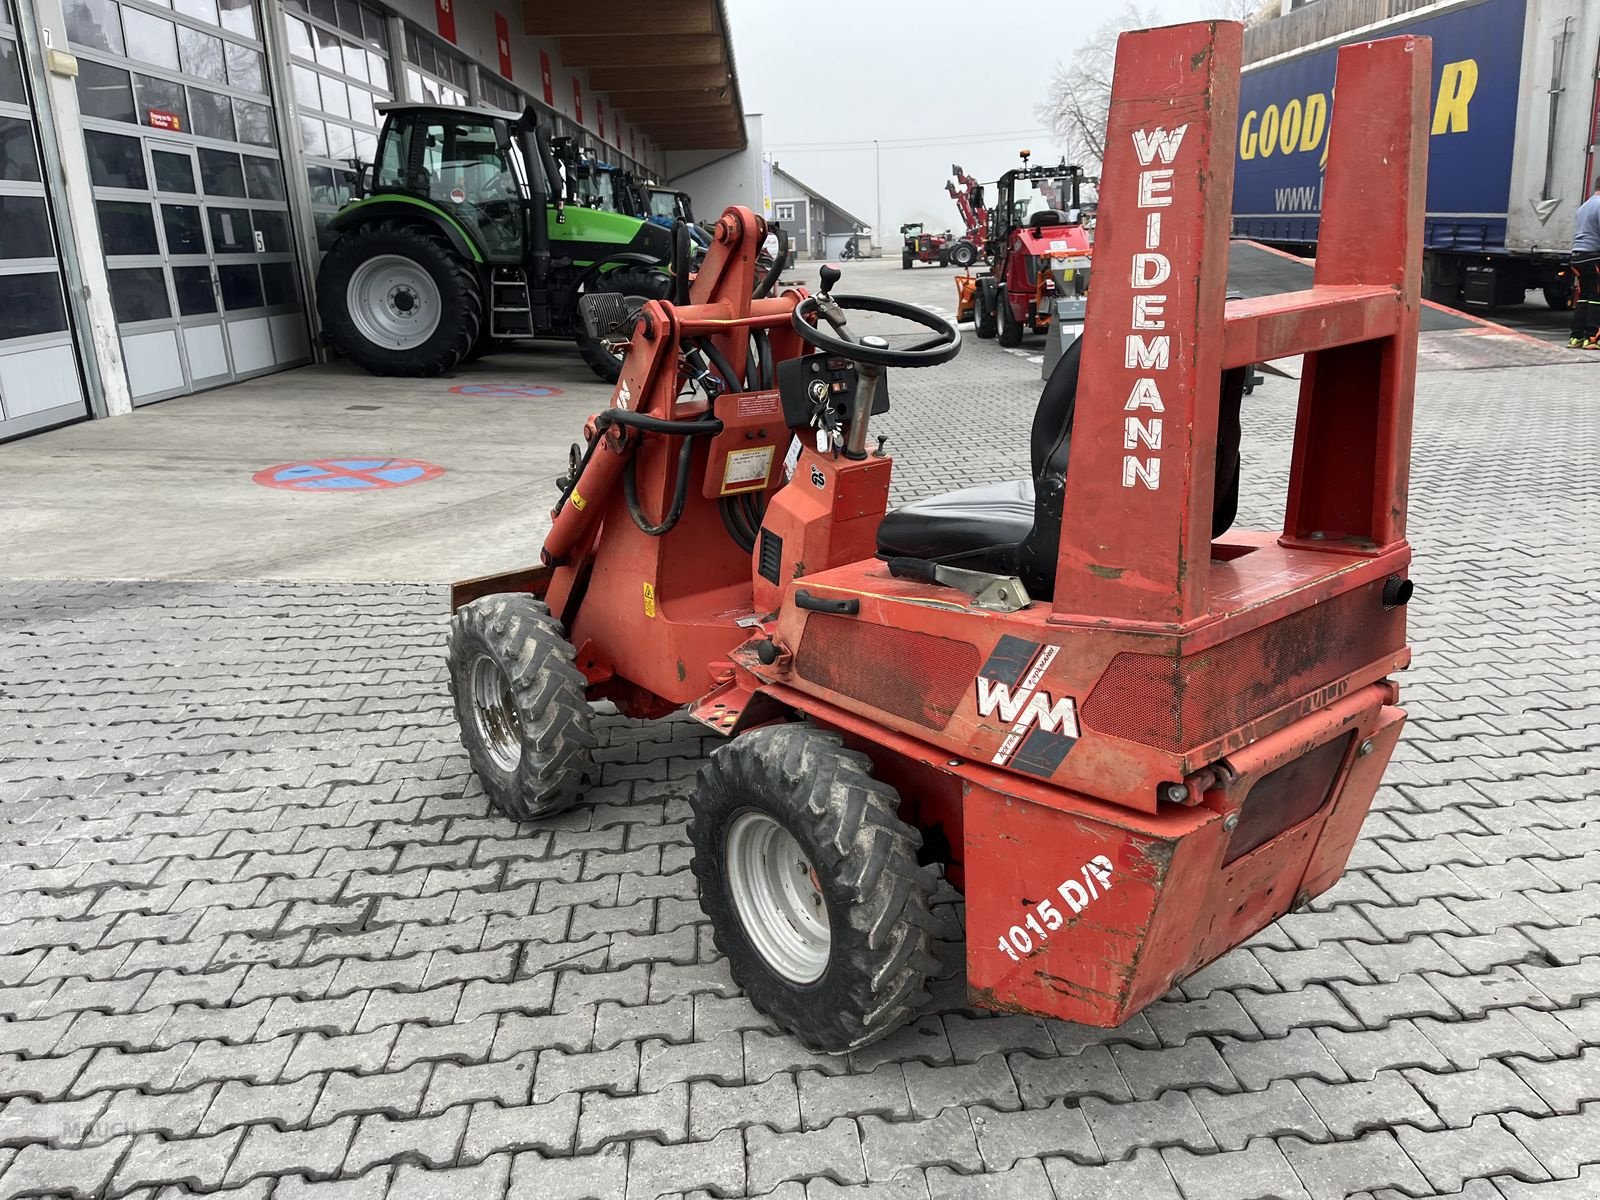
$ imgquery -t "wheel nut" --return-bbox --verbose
[1358,739,1375,756]
[1222,813,1239,832]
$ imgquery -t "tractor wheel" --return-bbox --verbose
[902,251,914,270]
[974,282,997,340]
[446,594,597,821]
[316,220,482,376]
[463,322,502,363]
[950,241,977,268]
[997,290,1024,347]
[690,723,939,1053]
[576,266,672,383]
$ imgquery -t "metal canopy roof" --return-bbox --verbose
[522,0,747,152]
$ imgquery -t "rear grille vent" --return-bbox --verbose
[794,614,978,730]
[1081,580,1404,752]
[758,529,782,585]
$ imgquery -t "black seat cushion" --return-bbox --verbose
[874,335,1243,598]
[873,479,1035,575]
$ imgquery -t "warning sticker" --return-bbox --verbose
[449,187,466,204]
[736,389,781,418]
[642,581,657,618]
[722,445,775,493]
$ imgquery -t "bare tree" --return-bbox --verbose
[1036,1,1275,174]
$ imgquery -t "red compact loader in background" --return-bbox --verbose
[966,154,1095,346]
[446,19,1428,1052]
[947,164,987,258]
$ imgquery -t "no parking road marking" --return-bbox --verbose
[253,458,445,492]
[448,383,565,397]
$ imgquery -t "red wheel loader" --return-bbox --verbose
[447,19,1429,1052]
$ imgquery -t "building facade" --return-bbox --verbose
[1,0,740,441]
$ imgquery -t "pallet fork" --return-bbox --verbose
[448,19,1429,1047]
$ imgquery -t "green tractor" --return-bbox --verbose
[315,103,673,381]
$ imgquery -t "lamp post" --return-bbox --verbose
[874,139,882,253]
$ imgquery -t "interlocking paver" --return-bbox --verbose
[2,279,1597,1200]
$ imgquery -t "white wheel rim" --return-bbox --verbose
[469,653,521,774]
[725,811,830,983]
[347,254,442,349]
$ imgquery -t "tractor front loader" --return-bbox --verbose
[444,19,1429,1053]
[316,103,673,381]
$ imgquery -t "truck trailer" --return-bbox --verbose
[1233,0,1600,309]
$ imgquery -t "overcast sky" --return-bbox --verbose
[727,0,1234,238]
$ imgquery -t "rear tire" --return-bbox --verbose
[997,290,1023,347]
[447,594,597,821]
[576,266,672,383]
[902,251,914,270]
[316,220,482,376]
[690,723,939,1053]
[950,241,977,268]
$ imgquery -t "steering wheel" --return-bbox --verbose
[792,290,960,368]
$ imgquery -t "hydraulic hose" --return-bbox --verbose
[753,227,789,300]
[624,432,696,536]
[694,337,739,395]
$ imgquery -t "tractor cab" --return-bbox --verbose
[971,153,1095,345]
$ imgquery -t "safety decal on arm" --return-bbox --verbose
[974,635,1080,777]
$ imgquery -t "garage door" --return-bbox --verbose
[67,0,311,405]
[0,8,89,442]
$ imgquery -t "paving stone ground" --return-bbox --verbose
[1,305,1597,1199]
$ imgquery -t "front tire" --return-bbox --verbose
[316,220,482,376]
[576,266,672,383]
[974,281,997,340]
[902,251,914,270]
[950,241,977,268]
[690,724,939,1053]
[997,289,1023,347]
[447,594,597,821]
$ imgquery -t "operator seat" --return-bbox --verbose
[874,336,1245,597]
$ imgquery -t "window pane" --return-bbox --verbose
[173,264,215,314]
[207,205,251,251]
[109,266,171,321]
[173,0,219,25]
[0,272,69,339]
[341,42,367,83]
[0,38,29,105]
[123,8,179,69]
[0,196,54,259]
[198,148,245,196]
[325,121,354,159]
[286,16,313,60]
[85,129,147,189]
[217,0,254,36]
[319,75,348,119]
[306,164,334,204]
[353,129,375,164]
[332,165,356,204]
[233,99,272,146]
[309,0,335,25]
[161,203,206,253]
[134,74,188,128]
[218,263,261,309]
[151,149,195,193]
[242,155,284,200]
[65,0,124,54]
[314,27,342,71]
[348,86,373,128]
[177,26,224,82]
[0,116,42,182]
[291,65,319,108]
[367,50,387,92]
[360,4,385,48]
[76,60,136,123]
[260,261,297,307]
[226,44,263,93]
[335,0,360,35]
[96,199,159,255]
[189,88,236,140]
[251,210,288,251]
[299,115,327,157]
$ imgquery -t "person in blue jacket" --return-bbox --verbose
[1570,173,1600,350]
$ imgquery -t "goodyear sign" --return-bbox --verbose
[1233,0,1527,250]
